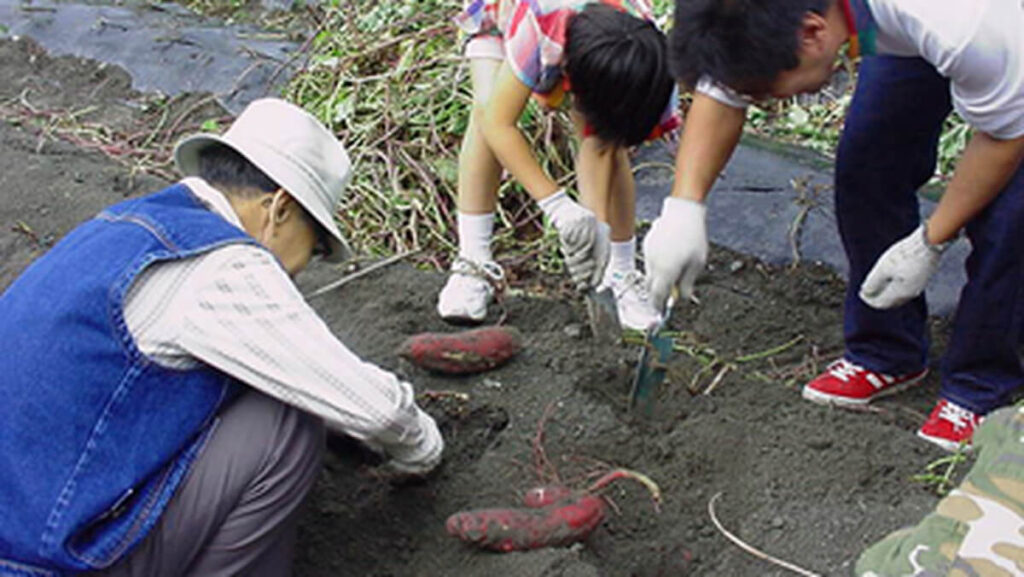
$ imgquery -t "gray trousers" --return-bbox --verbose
[93,391,324,577]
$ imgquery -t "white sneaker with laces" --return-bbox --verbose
[437,257,504,324]
[603,270,663,332]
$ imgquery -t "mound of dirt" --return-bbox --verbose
[293,251,952,577]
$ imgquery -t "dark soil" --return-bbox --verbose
[1,36,958,577]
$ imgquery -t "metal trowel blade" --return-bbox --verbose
[585,287,621,344]
[630,328,673,416]
[629,294,677,416]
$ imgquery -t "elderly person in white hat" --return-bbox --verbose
[0,98,443,576]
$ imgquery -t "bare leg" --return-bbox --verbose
[458,58,503,214]
[437,56,506,323]
[583,141,659,330]
[573,117,634,242]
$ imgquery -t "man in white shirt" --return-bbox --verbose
[646,0,1024,450]
[0,98,443,575]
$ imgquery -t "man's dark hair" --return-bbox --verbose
[565,4,674,147]
[197,143,281,198]
[670,0,830,96]
[197,143,327,254]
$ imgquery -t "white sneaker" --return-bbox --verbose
[436,257,504,324]
[602,270,663,332]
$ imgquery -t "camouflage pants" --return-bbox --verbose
[856,404,1024,576]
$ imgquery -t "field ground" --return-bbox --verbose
[0,33,962,577]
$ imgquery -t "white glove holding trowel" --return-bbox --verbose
[643,197,707,313]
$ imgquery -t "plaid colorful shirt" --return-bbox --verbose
[455,0,679,139]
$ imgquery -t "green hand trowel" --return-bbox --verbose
[629,295,675,416]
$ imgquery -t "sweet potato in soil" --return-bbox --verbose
[398,325,523,375]
[447,471,662,552]
[522,485,574,508]
[446,494,606,552]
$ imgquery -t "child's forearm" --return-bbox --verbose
[480,113,560,200]
[576,137,617,221]
[478,64,560,201]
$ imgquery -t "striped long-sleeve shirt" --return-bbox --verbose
[122,178,442,468]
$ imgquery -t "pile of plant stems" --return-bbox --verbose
[284,0,577,274]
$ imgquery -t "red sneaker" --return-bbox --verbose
[917,399,982,452]
[802,358,927,407]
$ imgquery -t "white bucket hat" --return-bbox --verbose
[174,98,353,262]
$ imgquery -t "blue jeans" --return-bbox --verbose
[836,55,1024,414]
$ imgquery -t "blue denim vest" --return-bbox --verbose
[0,184,258,574]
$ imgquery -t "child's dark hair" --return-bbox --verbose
[197,143,280,198]
[670,0,831,96]
[565,4,674,147]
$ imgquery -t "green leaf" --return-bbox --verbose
[786,105,810,128]
[332,93,355,124]
[428,158,458,186]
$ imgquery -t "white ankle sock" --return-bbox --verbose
[457,211,494,263]
[609,237,636,276]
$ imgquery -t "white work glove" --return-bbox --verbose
[539,189,609,291]
[643,197,708,312]
[860,224,947,309]
[380,409,444,477]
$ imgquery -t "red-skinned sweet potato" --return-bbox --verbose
[445,494,606,552]
[447,471,661,553]
[522,485,574,508]
[398,325,523,375]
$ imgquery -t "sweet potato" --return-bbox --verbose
[445,494,606,552]
[398,325,523,375]
[522,485,574,508]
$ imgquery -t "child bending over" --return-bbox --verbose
[439,0,679,331]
